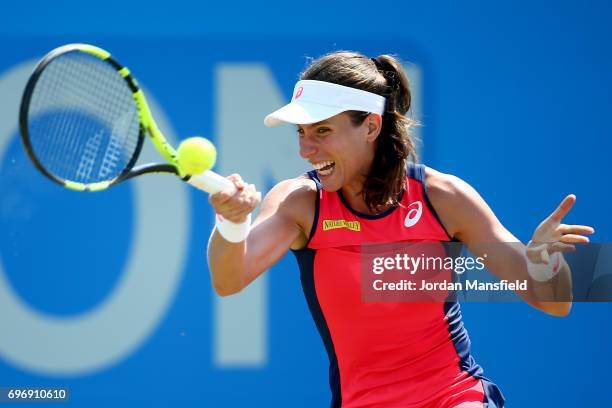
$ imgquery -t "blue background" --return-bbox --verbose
[0,1,611,406]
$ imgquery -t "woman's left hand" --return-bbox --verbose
[527,194,595,264]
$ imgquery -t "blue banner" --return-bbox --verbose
[0,5,611,405]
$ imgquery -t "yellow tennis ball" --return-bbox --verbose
[177,137,217,175]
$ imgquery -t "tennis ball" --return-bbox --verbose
[177,137,217,175]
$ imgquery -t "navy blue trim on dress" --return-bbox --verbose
[337,189,399,219]
[443,301,505,407]
[292,248,342,408]
[406,162,456,241]
[481,378,506,408]
[304,170,321,248]
[443,302,484,378]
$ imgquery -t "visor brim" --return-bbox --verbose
[264,101,345,127]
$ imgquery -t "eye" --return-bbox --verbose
[316,127,331,135]
[296,127,304,137]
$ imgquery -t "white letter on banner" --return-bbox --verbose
[0,60,187,375]
[214,65,309,367]
[214,62,422,367]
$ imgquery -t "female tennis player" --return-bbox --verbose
[207,52,594,407]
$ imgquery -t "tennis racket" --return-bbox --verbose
[19,43,234,195]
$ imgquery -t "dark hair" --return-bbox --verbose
[301,51,417,212]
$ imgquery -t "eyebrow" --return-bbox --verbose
[297,120,330,129]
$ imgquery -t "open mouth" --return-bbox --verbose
[313,160,336,177]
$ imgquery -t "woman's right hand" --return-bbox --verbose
[208,174,261,223]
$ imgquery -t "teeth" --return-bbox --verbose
[313,161,334,170]
[313,161,335,176]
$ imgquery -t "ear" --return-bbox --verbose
[365,113,383,143]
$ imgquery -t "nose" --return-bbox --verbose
[299,134,318,159]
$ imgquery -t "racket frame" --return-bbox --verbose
[20,43,186,192]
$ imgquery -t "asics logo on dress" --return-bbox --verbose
[404,201,423,227]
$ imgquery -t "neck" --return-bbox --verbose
[341,185,392,215]
[338,143,385,213]
[340,154,378,214]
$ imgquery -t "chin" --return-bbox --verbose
[321,184,341,192]
[319,177,342,192]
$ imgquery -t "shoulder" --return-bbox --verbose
[258,174,317,246]
[263,174,317,210]
[421,166,489,240]
[422,166,473,200]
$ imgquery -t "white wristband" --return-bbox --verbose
[215,213,251,243]
[527,251,563,282]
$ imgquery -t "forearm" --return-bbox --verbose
[207,230,248,296]
[528,256,572,316]
[205,177,311,297]
[474,242,572,315]
[503,246,572,315]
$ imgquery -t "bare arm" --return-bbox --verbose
[425,167,594,316]
[207,175,315,296]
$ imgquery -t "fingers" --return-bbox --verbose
[226,173,247,190]
[548,242,576,254]
[557,223,594,244]
[208,189,232,207]
[527,241,575,264]
[560,234,590,244]
[208,174,247,208]
[548,194,576,223]
[526,242,549,264]
[530,195,593,263]
[559,224,595,235]
[209,176,261,223]
[208,174,246,206]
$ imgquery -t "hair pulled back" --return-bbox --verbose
[301,51,417,212]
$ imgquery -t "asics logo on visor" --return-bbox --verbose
[295,86,303,99]
[263,80,387,127]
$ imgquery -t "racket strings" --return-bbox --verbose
[63,55,138,180]
[27,51,141,184]
[52,55,138,175]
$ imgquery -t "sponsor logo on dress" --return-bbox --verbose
[323,219,361,232]
[404,201,423,227]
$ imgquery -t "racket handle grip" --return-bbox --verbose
[186,170,236,194]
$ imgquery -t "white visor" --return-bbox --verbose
[264,80,386,127]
